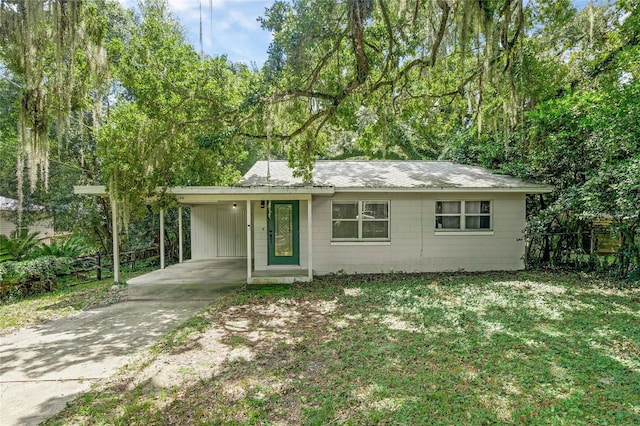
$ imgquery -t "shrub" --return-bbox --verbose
[0,256,75,299]
[0,230,41,262]
[31,235,94,259]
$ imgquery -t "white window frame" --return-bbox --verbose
[435,200,492,231]
[331,200,390,242]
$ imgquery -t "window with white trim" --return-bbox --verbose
[332,200,389,241]
[435,201,491,230]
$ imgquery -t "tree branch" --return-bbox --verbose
[431,0,451,67]
[348,0,370,84]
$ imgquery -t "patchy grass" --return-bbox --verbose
[47,270,640,425]
[0,269,152,335]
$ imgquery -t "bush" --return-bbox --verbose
[0,256,75,299]
[0,230,41,261]
[31,235,94,259]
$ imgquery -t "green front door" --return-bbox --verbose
[268,201,299,265]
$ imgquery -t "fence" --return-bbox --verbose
[70,245,160,281]
[524,229,622,268]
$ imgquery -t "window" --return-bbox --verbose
[332,200,389,241]
[436,201,491,230]
[465,201,491,229]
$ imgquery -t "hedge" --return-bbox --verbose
[0,256,76,299]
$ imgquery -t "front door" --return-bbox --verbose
[268,201,299,265]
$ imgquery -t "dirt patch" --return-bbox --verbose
[105,295,339,422]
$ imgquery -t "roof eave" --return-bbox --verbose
[75,184,552,199]
[171,185,334,195]
[74,185,336,199]
[332,186,553,193]
[74,185,108,196]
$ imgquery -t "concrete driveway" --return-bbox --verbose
[0,259,245,426]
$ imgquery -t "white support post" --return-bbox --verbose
[160,208,165,269]
[246,200,252,283]
[307,197,313,280]
[110,197,120,283]
[178,206,183,263]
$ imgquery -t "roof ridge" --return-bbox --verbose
[256,159,454,163]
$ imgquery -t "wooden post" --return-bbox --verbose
[160,208,165,269]
[110,197,120,283]
[178,206,183,263]
[96,252,102,281]
[246,200,252,283]
[307,197,313,281]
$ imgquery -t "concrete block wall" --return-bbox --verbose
[311,192,526,274]
[190,193,526,274]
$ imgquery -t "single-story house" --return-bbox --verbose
[76,161,552,284]
[0,195,54,242]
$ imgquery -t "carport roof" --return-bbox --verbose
[73,184,334,203]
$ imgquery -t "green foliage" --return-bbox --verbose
[0,0,109,197]
[0,256,75,298]
[48,271,640,425]
[256,0,537,171]
[436,2,640,279]
[99,0,254,228]
[0,230,41,261]
[31,236,95,259]
[2,0,638,281]
[0,268,146,333]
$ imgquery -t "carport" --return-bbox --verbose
[126,258,245,288]
[74,184,333,285]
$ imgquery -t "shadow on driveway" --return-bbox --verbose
[0,260,244,425]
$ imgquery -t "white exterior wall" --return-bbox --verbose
[1,212,17,236]
[191,202,247,259]
[190,205,218,259]
[190,193,525,274]
[253,201,266,268]
[217,204,247,257]
[311,192,526,274]
[0,212,54,241]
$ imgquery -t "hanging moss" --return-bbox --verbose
[0,0,108,225]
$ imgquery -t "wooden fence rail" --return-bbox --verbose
[70,245,160,281]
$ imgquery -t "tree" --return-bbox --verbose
[98,0,259,227]
[0,0,109,225]
[441,0,640,278]
[251,0,530,178]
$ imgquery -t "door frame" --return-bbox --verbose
[267,200,300,265]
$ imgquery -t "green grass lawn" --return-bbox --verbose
[46,271,639,425]
[0,269,151,334]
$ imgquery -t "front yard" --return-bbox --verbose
[47,271,639,425]
[0,269,149,335]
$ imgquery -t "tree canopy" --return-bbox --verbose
[0,0,637,278]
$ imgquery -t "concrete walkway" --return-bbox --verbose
[0,259,245,425]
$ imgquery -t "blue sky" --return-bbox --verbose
[119,0,275,66]
[119,0,607,68]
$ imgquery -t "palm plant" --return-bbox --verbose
[31,235,94,259]
[0,230,41,261]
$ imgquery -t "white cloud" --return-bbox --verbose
[116,0,273,65]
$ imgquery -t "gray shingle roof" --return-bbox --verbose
[239,161,550,192]
[0,196,19,211]
[0,196,45,211]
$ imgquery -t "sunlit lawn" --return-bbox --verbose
[0,268,151,334]
[47,271,639,425]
